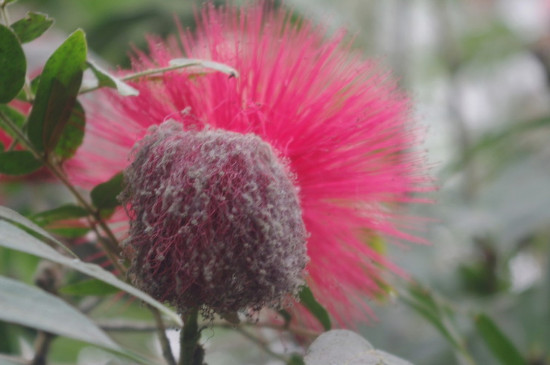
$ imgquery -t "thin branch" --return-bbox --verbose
[233,327,288,363]
[213,320,319,339]
[150,306,177,365]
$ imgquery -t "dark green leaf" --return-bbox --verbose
[0,104,26,136]
[0,275,120,350]
[299,286,331,331]
[0,150,42,175]
[0,216,182,325]
[278,309,292,327]
[60,279,120,296]
[475,314,527,365]
[27,29,87,153]
[32,204,88,226]
[86,60,138,96]
[10,12,54,43]
[91,172,123,211]
[48,226,90,238]
[0,24,26,103]
[287,354,305,365]
[54,100,85,159]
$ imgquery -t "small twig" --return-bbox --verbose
[212,320,320,339]
[233,327,289,363]
[31,332,55,365]
[150,306,176,365]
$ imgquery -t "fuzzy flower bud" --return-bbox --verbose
[120,121,308,315]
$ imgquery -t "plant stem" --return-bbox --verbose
[179,308,203,365]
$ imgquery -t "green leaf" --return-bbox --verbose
[31,204,89,226]
[60,278,120,296]
[0,215,182,326]
[287,354,305,365]
[10,12,54,43]
[54,100,86,159]
[0,205,77,257]
[27,29,87,153]
[474,314,527,365]
[0,151,42,175]
[86,60,139,96]
[91,172,123,211]
[298,286,331,331]
[0,275,120,350]
[0,104,25,139]
[0,24,26,103]
[400,282,474,365]
[47,226,90,238]
[168,58,239,77]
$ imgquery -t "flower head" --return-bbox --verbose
[68,2,428,325]
[121,120,308,314]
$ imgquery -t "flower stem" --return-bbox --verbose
[179,308,203,365]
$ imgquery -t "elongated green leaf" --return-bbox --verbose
[86,60,138,96]
[54,101,86,159]
[0,24,26,103]
[60,279,120,296]
[299,286,331,331]
[400,282,474,365]
[169,58,239,77]
[91,172,123,211]
[47,226,90,238]
[0,151,42,175]
[27,29,87,153]
[0,217,182,326]
[475,314,527,365]
[32,204,89,226]
[0,206,76,257]
[10,12,54,43]
[0,275,119,350]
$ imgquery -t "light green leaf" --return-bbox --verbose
[86,60,139,96]
[27,29,87,153]
[0,24,26,103]
[0,275,119,350]
[169,58,239,77]
[0,215,182,326]
[0,206,76,257]
[0,151,42,175]
[10,12,54,43]
[475,314,527,365]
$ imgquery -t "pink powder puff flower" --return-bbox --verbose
[67,2,429,326]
